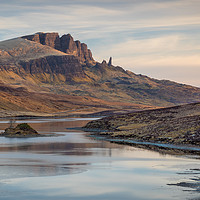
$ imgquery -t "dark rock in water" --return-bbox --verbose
[1,123,40,137]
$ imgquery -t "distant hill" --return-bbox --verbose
[0,32,200,115]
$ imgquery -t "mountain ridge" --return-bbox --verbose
[0,32,200,115]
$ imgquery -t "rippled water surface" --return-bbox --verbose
[0,117,199,200]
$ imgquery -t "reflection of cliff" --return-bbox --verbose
[0,141,119,177]
[0,119,92,135]
[30,120,92,132]
[0,141,119,157]
[0,118,125,178]
[0,163,89,178]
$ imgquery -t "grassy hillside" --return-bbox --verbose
[0,83,153,117]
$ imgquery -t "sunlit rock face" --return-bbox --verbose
[22,32,95,63]
[1,32,200,115]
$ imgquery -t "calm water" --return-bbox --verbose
[0,117,199,200]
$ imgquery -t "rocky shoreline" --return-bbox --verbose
[86,132,200,157]
[83,103,200,155]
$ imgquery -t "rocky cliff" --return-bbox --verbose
[22,32,95,64]
[0,33,200,116]
[19,55,91,83]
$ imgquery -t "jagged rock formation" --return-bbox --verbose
[21,32,61,50]
[0,32,200,116]
[22,32,95,63]
[108,57,112,66]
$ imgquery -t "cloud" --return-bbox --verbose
[0,17,29,29]
[95,34,200,65]
[94,34,200,86]
[0,0,200,87]
[133,65,200,88]
[1,1,200,42]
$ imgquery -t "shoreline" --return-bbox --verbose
[83,103,200,156]
[83,129,200,157]
[88,133,200,157]
[1,111,200,156]
[0,109,137,120]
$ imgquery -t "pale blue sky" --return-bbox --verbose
[0,0,200,86]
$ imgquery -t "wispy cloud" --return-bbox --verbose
[0,0,200,86]
[94,34,200,86]
[0,17,29,29]
[0,1,200,40]
[100,34,200,58]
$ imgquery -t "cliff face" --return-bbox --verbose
[19,55,91,83]
[22,32,95,63]
[21,32,61,50]
[0,37,93,87]
[1,33,200,112]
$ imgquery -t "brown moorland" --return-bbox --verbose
[0,32,200,117]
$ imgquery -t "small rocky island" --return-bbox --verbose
[1,123,41,138]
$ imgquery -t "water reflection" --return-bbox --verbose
[0,117,199,200]
[0,118,122,178]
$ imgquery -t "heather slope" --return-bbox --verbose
[0,83,151,117]
[84,103,200,146]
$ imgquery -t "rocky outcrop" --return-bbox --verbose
[75,40,83,59]
[108,57,112,66]
[1,123,40,138]
[60,34,78,55]
[1,34,200,109]
[81,43,94,62]
[22,32,95,63]
[22,32,61,50]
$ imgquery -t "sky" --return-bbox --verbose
[0,0,200,87]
